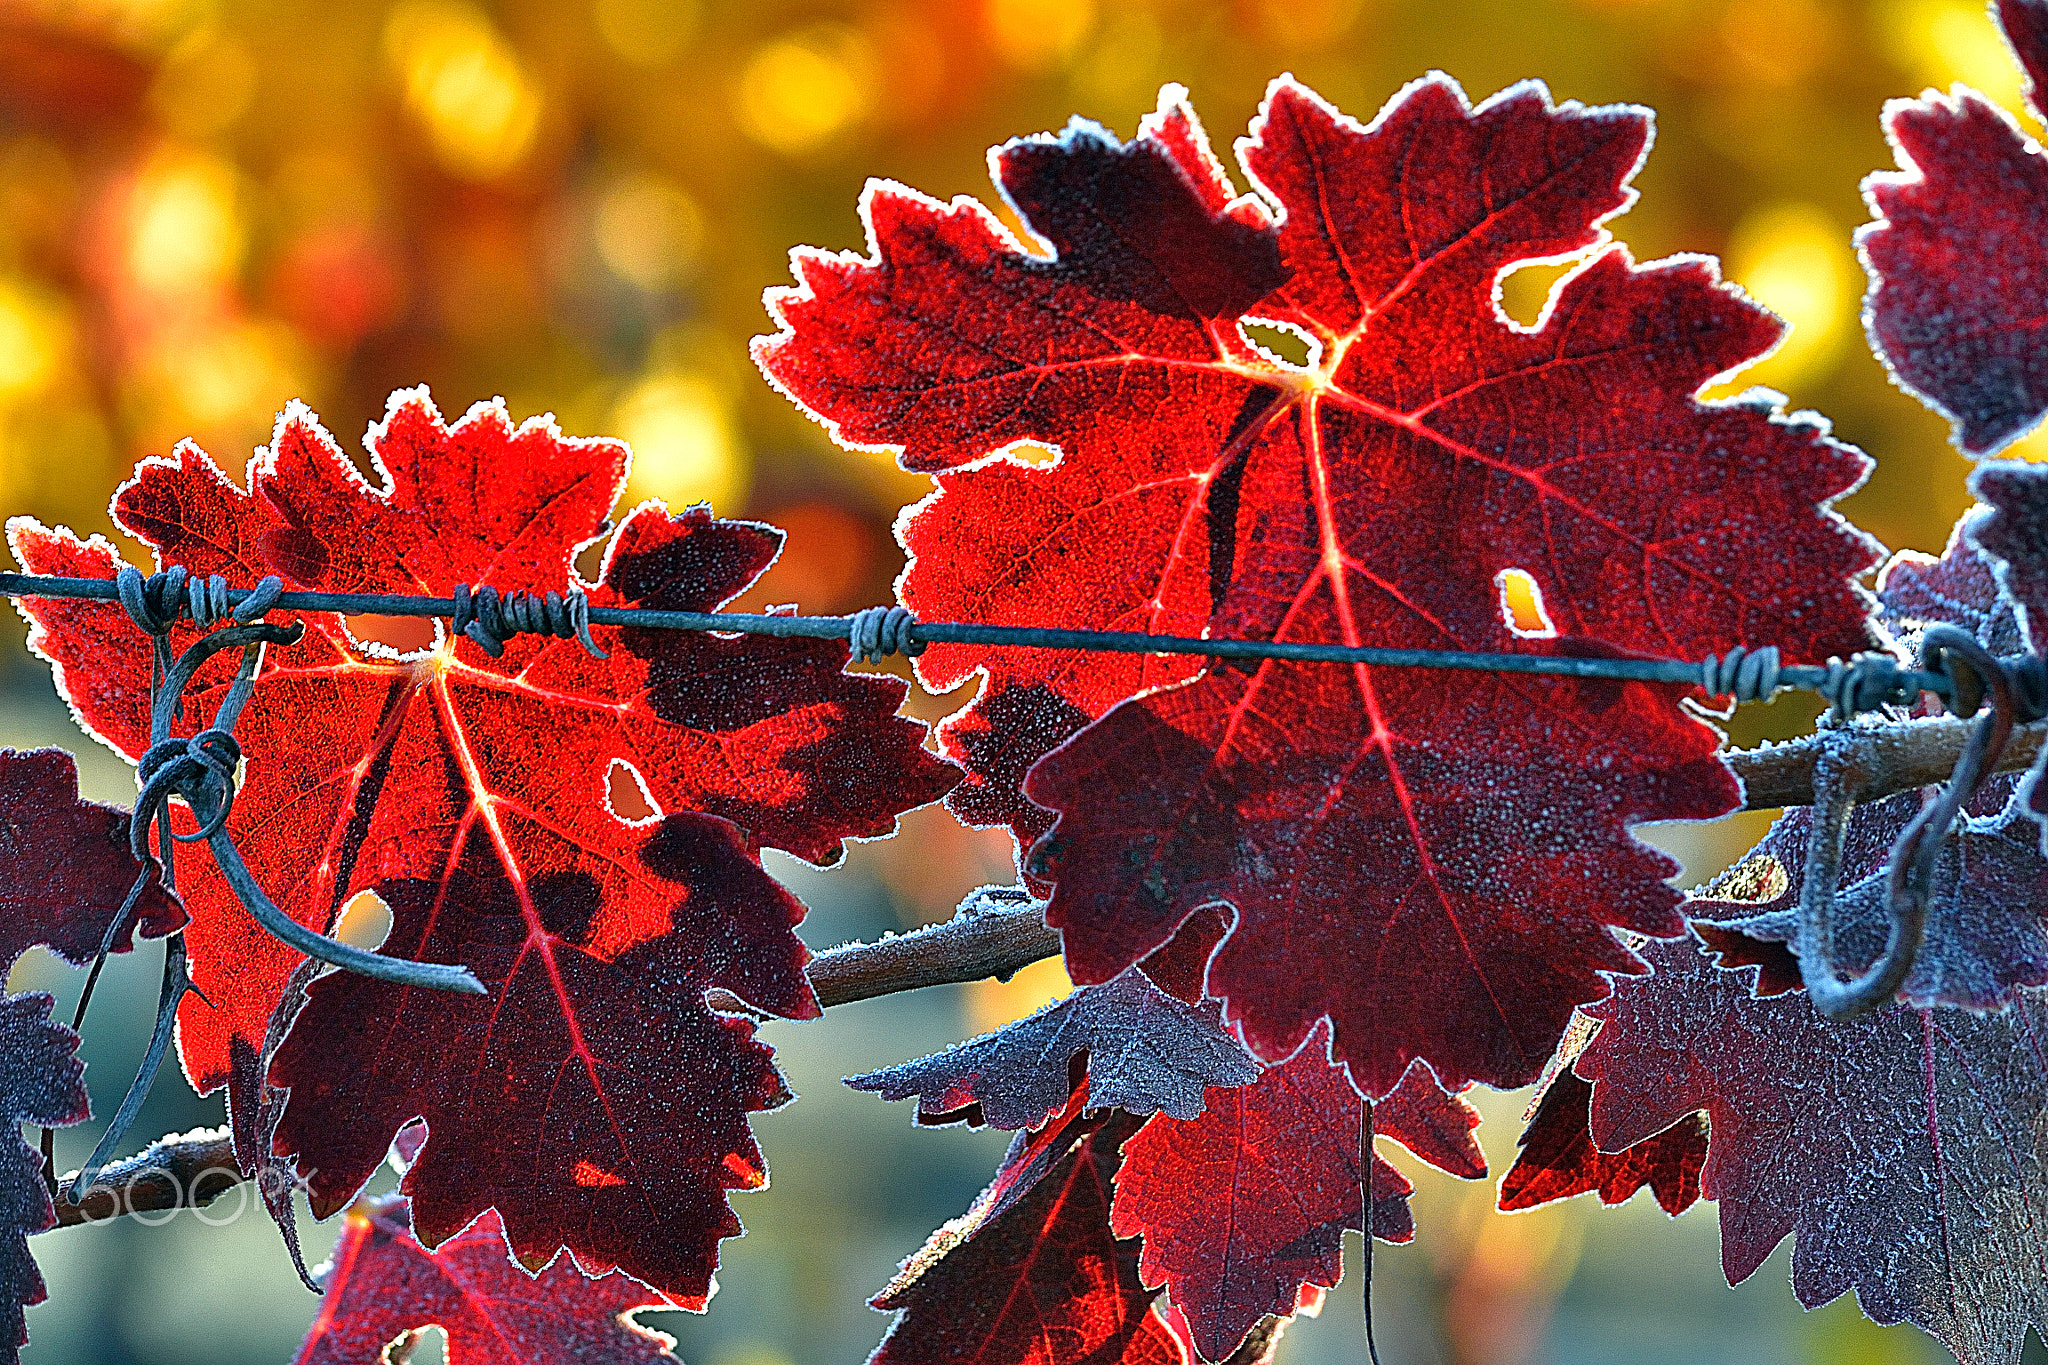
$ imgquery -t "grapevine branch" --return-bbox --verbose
[50,1127,239,1227]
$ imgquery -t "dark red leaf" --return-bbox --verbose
[0,993,89,1365]
[1110,1026,1484,1363]
[1690,921,1802,998]
[294,1195,677,1364]
[762,77,1878,1095]
[1498,1068,1704,1216]
[1577,934,2048,1360]
[1971,464,2048,842]
[869,1113,1184,1365]
[1861,5,2048,456]
[1875,516,2024,659]
[8,390,957,1300]
[2002,0,2048,120]
[1974,462,2048,654]
[271,822,804,1305]
[847,967,1257,1130]
[1134,908,1229,1005]
[0,747,181,971]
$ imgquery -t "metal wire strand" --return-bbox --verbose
[7,569,1961,713]
[451,583,606,659]
[848,605,925,663]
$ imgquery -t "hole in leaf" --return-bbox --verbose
[345,613,438,656]
[999,441,1060,467]
[1240,319,1316,370]
[1495,568,1556,638]
[574,521,614,583]
[722,1150,766,1189]
[333,889,393,952]
[1496,260,1577,328]
[1715,854,1789,904]
[607,758,660,822]
[388,1119,428,1172]
[400,1327,448,1365]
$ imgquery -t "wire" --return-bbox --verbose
[0,570,1952,710]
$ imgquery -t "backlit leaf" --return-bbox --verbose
[8,388,957,1301]
[1110,1027,1483,1363]
[1860,0,2048,455]
[0,994,88,1365]
[294,1195,677,1364]
[869,1111,1182,1365]
[761,75,1878,1094]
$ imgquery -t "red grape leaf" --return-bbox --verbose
[0,747,180,972]
[1133,907,1230,1005]
[2005,0,2048,113]
[973,1079,1101,1229]
[294,1195,677,1364]
[269,826,803,1305]
[1974,462,2048,655]
[846,966,1258,1130]
[1110,1025,1484,1363]
[7,389,957,1300]
[869,1111,1184,1365]
[0,993,89,1365]
[1690,920,1802,998]
[1875,516,2024,659]
[761,76,1879,1094]
[1972,463,2048,845]
[1576,933,2048,1361]
[1155,1299,1301,1365]
[1498,1067,1704,1216]
[1860,0,2048,456]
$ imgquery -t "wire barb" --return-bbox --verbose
[1816,652,1912,722]
[115,566,284,634]
[848,605,925,663]
[452,583,606,658]
[1700,645,1783,705]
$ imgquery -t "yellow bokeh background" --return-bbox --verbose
[0,1,2022,1362]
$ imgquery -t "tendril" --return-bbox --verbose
[1796,626,2016,1020]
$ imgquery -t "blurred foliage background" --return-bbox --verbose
[0,0,2030,1361]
